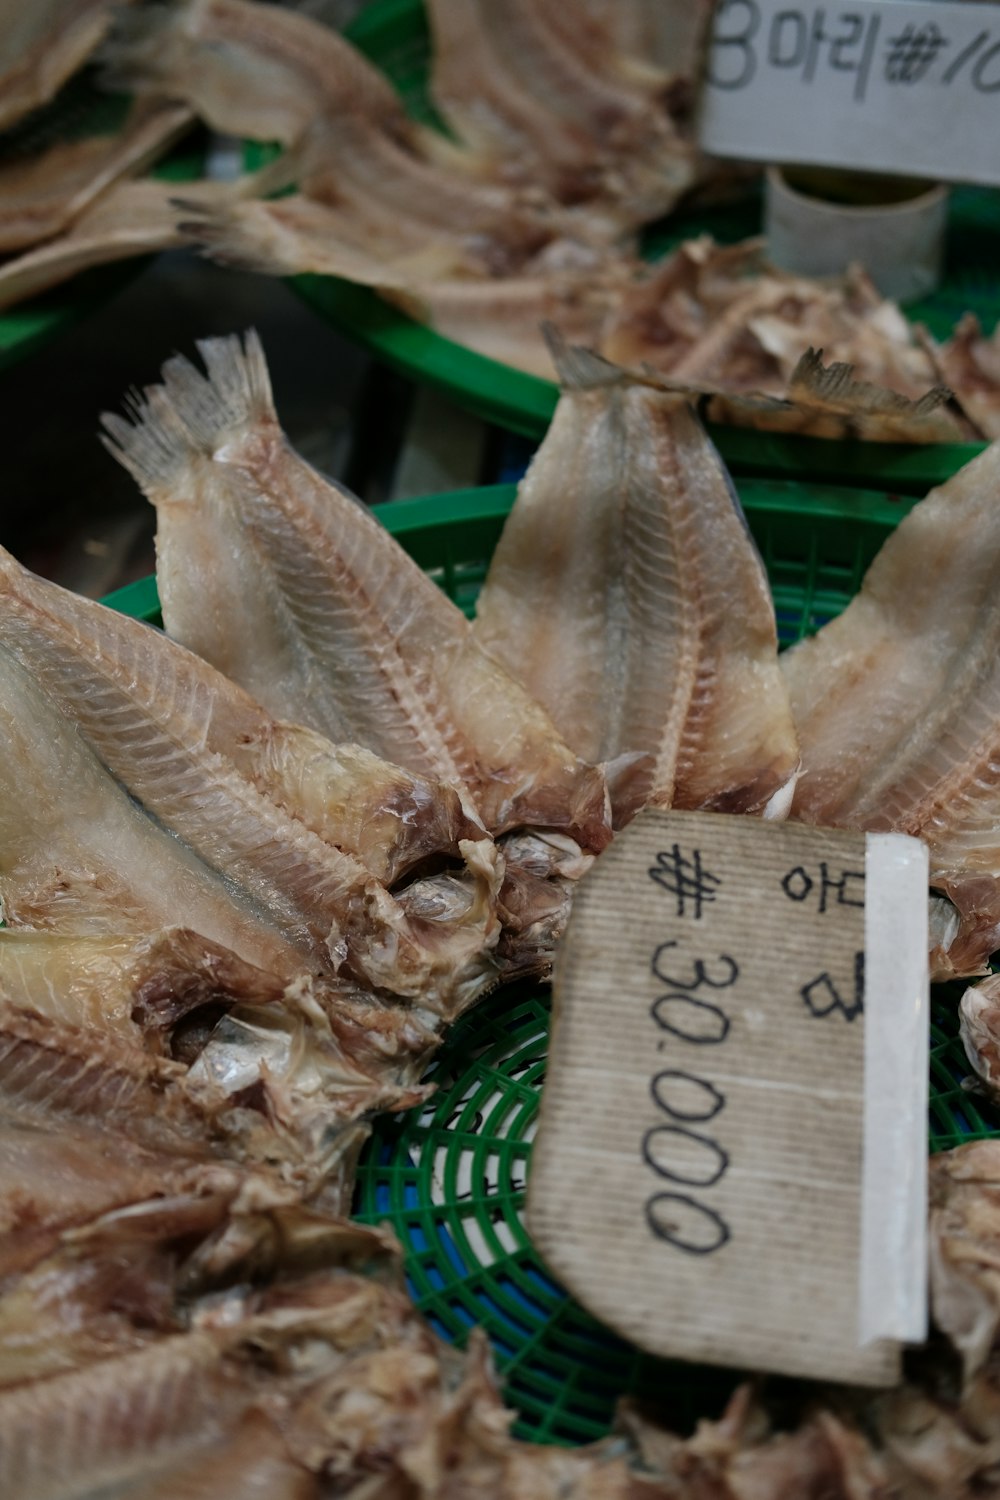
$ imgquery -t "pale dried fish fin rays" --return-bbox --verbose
[104,331,611,853]
[780,345,960,443]
[473,339,799,824]
[0,926,287,1046]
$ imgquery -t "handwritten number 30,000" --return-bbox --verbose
[644,942,736,1255]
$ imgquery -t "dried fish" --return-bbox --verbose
[934,314,1000,441]
[473,341,800,825]
[0,99,192,254]
[0,168,286,312]
[0,1,131,131]
[0,926,285,1046]
[102,331,611,856]
[179,190,624,378]
[602,237,971,441]
[782,439,1000,974]
[425,0,696,235]
[0,542,502,1009]
[102,0,411,151]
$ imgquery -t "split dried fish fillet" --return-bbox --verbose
[0,177,192,310]
[0,1,131,131]
[0,542,501,1009]
[782,439,1000,974]
[473,342,800,826]
[102,331,611,856]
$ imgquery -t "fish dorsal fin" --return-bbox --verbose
[787,346,953,420]
[101,329,275,495]
[542,323,626,391]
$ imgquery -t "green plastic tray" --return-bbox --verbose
[0,76,206,372]
[103,479,1000,1447]
[262,0,1000,491]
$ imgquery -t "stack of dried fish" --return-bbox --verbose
[97,0,993,445]
[8,328,1000,1490]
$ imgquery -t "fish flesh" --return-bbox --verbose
[0,178,195,310]
[0,1,132,131]
[931,314,1000,440]
[0,170,283,312]
[0,645,317,984]
[0,927,286,1047]
[102,331,612,855]
[0,542,501,1009]
[179,190,624,379]
[473,341,800,825]
[425,0,696,235]
[0,99,193,254]
[782,438,1000,974]
[102,0,413,152]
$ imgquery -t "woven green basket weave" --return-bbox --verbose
[104,479,1000,1447]
[261,0,1000,491]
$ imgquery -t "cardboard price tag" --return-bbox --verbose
[698,0,1000,188]
[527,809,929,1386]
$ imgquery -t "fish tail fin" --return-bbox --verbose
[100,331,275,497]
[177,198,306,278]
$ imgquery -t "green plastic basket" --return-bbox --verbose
[103,480,1000,1447]
[0,75,207,371]
[256,0,1000,491]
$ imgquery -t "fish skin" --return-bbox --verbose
[473,343,800,826]
[102,331,612,855]
[0,1,132,131]
[0,543,500,1008]
[0,99,193,254]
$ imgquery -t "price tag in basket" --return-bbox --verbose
[527,809,929,1386]
[698,0,1000,187]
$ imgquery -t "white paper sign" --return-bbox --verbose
[698,0,1000,186]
